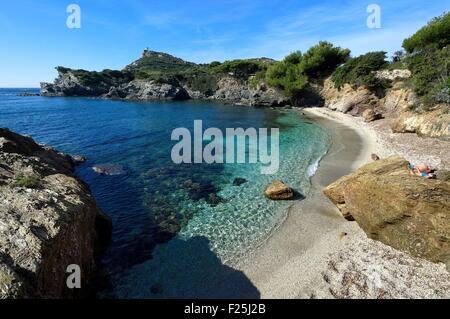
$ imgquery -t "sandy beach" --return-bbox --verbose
[238,107,450,299]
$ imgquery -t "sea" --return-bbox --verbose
[0,88,331,298]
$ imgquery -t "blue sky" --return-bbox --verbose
[1,0,449,87]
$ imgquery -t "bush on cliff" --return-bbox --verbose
[210,59,269,80]
[405,46,450,106]
[400,13,450,108]
[402,12,450,53]
[331,51,389,90]
[266,52,308,97]
[266,42,350,102]
[55,67,134,87]
[176,69,219,96]
[299,41,350,78]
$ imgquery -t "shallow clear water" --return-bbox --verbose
[0,88,330,298]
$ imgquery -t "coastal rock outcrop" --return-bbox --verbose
[375,69,411,82]
[264,180,294,200]
[320,78,380,115]
[382,82,419,112]
[40,69,111,97]
[362,109,382,122]
[391,105,450,140]
[323,156,450,266]
[105,80,190,101]
[212,77,288,107]
[41,65,287,107]
[320,73,450,140]
[0,128,111,298]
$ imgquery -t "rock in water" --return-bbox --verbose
[92,164,126,176]
[264,180,294,200]
[323,156,450,266]
[233,177,248,186]
[0,128,111,298]
[18,92,40,97]
[72,155,87,164]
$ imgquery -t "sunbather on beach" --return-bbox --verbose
[409,163,436,179]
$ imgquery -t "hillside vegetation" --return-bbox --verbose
[264,41,350,102]
[402,12,450,108]
[331,51,389,91]
[50,12,449,109]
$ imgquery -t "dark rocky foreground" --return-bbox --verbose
[0,128,111,298]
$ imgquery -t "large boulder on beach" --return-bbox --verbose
[391,105,450,140]
[0,128,111,298]
[321,77,380,115]
[323,156,450,266]
[264,180,294,200]
[362,109,382,122]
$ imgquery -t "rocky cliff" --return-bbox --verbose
[0,128,111,298]
[324,156,450,268]
[211,77,287,106]
[320,70,450,140]
[40,51,289,107]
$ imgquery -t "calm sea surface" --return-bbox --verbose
[0,88,330,298]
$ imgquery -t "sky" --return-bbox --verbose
[1,0,449,87]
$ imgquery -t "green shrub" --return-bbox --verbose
[331,51,389,90]
[210,59,268,80]
[56,66,71,74]
[405,46,450,105]
[266,42,350,103]
[283,51,303,65]
[10,176,41,189]
[403,12,450,53]
[299,41,350,77]
[209,61,221,68]
[249,71,267,89]
[266,59,308,97]
[176,70,218,96]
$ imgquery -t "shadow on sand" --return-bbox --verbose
[114,236,261,299]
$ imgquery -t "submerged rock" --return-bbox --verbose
[72,155,87,164]
[92,164,126,176]
[233,177,248,186]
[324,156,450,266]
[206,193,226,207]
[0,128,111,298]
[18,92,40,97]
[264,180,294,200]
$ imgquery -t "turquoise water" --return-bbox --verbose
[0,88,330,298]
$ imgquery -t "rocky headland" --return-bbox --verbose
[0,128,111,298]
[40,50,289,107]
